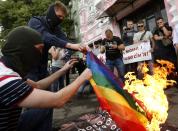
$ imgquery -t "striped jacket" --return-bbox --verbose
[0,61,33,131]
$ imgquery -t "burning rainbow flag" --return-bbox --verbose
[86,52,148,131]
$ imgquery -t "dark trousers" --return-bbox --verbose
[17,69,53,131]
[65,70,70,86]
[125,63,137,74]
[51,66,64,91]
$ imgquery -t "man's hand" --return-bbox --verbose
[159,36,164,40]
[150,48,154,53]
[26,79,40,89]
[62,59,78,71]
[48,46,55,54]
[80,68,92,81]
[117,44,125,50]
[111,45,118,49]
[161,26,167,30]
[73,44,85,51]
[66,43,86,52]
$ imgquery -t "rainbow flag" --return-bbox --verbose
[87,52,148,131]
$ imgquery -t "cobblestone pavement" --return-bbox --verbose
[53,94,98,129]
[165,87,178,129]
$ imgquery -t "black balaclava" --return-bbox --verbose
[1,26,43,77]
[46,4,63,30]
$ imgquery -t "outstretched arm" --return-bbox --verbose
[18,69,92,108]
[28,18,86,52]
[27,59,77,90]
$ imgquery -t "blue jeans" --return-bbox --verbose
[106,58,125,82]
[17,69,53,131]
[51,66,64,92]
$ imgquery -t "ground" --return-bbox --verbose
[52,74,178,130]
[165,87,178,128]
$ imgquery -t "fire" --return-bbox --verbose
[124,60,176,131]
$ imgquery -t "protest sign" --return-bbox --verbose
[123,41,152,64]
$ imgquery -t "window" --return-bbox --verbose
[147,16,156,32]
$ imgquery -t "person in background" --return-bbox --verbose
[123,20,136,46]
[88,43,94,51]
[76,54,92,98]
[48,60,52,72]
[122,20,137,73]
[122,26,127,33]
[18,1,87,131]
[97,46,106,64]
[0,26,92,131]
[28,1,85,81]
[153,17,177,67]
[93,40,101,56]
[133,20,154,44]
[48,46,65,91]
[102,29,125,81]
[133,20,155,78]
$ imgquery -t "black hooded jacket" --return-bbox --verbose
[27,4,72,79]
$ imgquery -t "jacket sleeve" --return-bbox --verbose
[28,18,68,48]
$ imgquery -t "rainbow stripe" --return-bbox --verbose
[87,52,148,131]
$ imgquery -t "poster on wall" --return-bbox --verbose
[123,41,152,64]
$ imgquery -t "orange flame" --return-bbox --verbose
[124,60,176,131]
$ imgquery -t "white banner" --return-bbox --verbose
[123,42,152,64]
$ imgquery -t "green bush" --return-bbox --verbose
[0,0,71,47]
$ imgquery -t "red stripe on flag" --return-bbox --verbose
[91,83,147,131]
[97,96,147,131]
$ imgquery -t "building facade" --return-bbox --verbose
[164,0,178,27]
[78,0,120,44]
[97,0,170,33]
[116,0,168,32]
[71,0,177,44]
[68,0,81,42]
